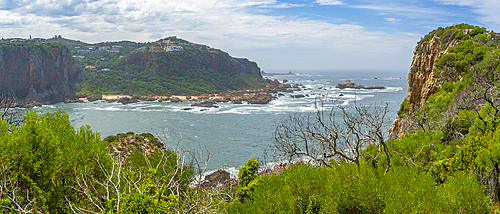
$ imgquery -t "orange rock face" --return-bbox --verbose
[389,35,457,138]
[0,44,77,102]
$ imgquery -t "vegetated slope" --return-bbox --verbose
[0,42,78,101]
[390,23,500,138]
[52,36,267,96]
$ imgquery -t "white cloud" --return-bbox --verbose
[436,0,500,30]
[0,0,418,70]
[384,18,400,23]
[314,0,346,6]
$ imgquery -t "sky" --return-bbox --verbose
[1,0,500,73]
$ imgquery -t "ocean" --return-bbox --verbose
[33,70,408,174]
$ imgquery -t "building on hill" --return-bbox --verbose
[112,45,123,50]
[77,50,90,54]
[150,46,163,51]
[165,45,183,52]
[85,66,97,72]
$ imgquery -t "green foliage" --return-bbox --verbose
[396,97,410,117]
[0,110,110,213]
[237,158,260,202]
[224,162,491,213]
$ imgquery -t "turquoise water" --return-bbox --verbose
[34,70,408,172]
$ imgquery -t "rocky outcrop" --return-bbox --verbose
[389,33,460,138]
[191,100,219,108]
[104,132,164,162]
[199,170,237,191]
[335,80,385,89]
[0,44,78,104]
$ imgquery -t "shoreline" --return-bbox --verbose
[14,79,298,108]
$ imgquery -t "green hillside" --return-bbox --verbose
[48,36,266,96]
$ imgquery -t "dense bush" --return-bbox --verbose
[0,111,110,212]
[224,161,490,213]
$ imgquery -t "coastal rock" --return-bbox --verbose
[170,97,181,103]
[64,98,83,103]
[199,169,237,191]
[138,95,157,101]
[291,94,305,98]
[87,95,102,102]
[243,93,275,104]
[117,96,139,104]
[213,97,230,102]
[231,98,243,104]
[335,80,385,89]
[14,100,44,108]
[157,96,170,102]
[191,100,219,108]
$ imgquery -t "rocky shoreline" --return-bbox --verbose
[12,79,296,108]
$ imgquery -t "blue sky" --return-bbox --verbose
[1,0,499,73]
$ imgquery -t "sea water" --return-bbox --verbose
[33,70,408,173]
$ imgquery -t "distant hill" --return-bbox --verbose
[48,36,267,96]
[0,36,267,103]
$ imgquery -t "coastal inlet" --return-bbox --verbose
[34,70,408,172]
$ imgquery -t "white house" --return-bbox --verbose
[165,45,183,52]
[112,45,123,50]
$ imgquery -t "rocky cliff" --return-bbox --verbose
[389,24,500,138]
[0,43,78,102]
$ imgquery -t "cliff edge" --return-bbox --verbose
[0,43,78,102]
[389,24,500,138]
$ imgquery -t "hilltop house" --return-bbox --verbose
[150,46,163,51]
[99,46,110,50]
[112,45,123,50]
[165,45,183,52]
[85,66,97,72]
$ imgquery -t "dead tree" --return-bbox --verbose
[274,96,393,173]
[0,91,23,126]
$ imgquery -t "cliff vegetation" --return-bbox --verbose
[52,36,266,96]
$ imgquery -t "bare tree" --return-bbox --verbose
[0,165,40,214]
[274,96,393,173]
[0,91,23,126]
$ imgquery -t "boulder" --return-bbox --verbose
[199,169,237,191]
[64,98,84,103]
[191,100,219,108]
[291,94,305,98]
[335,80,385,89]
[138,95,157,101]
[157,96,170,102]
[117,96,139,104]
[87,95,102,102]
[170,97,182,103]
